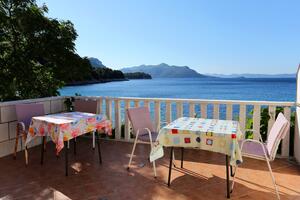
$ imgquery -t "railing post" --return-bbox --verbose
[166,101,172,123]
[124,100,131,141]
[226,104,233,120]
[267,106,276,136]
[144,100,150,109]
[177,102,183,118]
[155,100,161,130]
[98,97,103,114]
[282,106,291,157]
[201,103,207,118]
[189,103,195,117]
[134,100,139,107]
[114,99,121,140]
[213,104,219,119]
[106,98,112,120]
[253,105,261,140]
[239,104,246,136]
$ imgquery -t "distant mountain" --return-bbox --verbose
[206,73,296,78]
[87,57,106,68]
[121,63,209,78]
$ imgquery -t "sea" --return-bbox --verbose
[60,78,296,102]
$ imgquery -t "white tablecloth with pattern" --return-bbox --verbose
[26,112,112,154]
[151,117,243,166]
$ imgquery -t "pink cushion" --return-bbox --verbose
[239,141,269,159]
[138,131,158,142]
[127,107,155,136]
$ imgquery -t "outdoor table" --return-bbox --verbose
[25,112,112,176]
[150,117,243,199]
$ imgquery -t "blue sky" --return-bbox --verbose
[39,0,299,74]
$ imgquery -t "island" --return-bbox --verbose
[124,72,152,79]
[121,63,210,78]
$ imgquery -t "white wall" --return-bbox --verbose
[295,65,300,163]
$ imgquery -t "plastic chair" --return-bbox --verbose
[74,99,101,162]
[126,107,159,177]
[14,103,45,165]
[74,99,98,114]
[232,113,290,200]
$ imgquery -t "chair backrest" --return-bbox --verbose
[266,112,290,160]
[127,107,155,136]
[74,99,98,114]
[15,104,45,128]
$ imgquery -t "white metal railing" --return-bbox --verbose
[74,96,295,158]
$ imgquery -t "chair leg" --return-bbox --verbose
[96,132,102,164]
[40,136,45,165]
[92,131,95,150]
[168,147,174,187]
[181,147,184,168]
[266,159,280,200]
[23,132,28,165]
[230,166,237,193]
[25,146,28,166]
[127,134,139,170]
[43,136,47,151]
[65,141,69,176]
[148,135,157,178]
[13,125,20,159]
[172,150,176,167]
[73,137,76,155]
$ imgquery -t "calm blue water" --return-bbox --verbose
[60,78,296,102]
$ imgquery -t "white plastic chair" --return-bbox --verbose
[126,107,159,177]
[232,113,290,200]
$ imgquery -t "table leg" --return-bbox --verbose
[40,136,45,165]
[73,138,76,155]
[168,147,174,187]
[92,131,95,150]
[65,141,69,176]
[181,147,184,168]
[96,132,102,164]
[226,155,230,199]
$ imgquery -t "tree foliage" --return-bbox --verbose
[0,0,93,101]
[124,72,152,79]
[91,67,124,80]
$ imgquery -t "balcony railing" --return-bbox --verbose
[0,95,296,159]
[74,96,295,158]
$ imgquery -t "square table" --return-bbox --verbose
[151,117,243,198]
[25,112,112,176]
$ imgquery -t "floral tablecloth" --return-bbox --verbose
[26,112,112,153]
[151,117,243,166]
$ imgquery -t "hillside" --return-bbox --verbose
[88,57,106,68]
[124,72,152,79]
[121,63,208,78]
